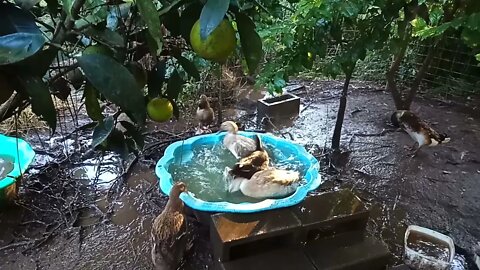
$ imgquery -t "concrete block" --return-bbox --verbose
[257,93,300,120]
[305,237,392,270]
[210,208,301,262]
[216,248,316,270]
[291,189,370,246]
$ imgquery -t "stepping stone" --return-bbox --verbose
[210,208,301,262]
[305,237,392,270]
[291,189,370,246]
[216,248,316,270]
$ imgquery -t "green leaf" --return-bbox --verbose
[475,53,480,62]
[120,120,144,149]
[84,27,125,48]
[165,70,184,100]
[12,48,58,77]
[180,2,202,44]
[411,17,428,33]
[91,116,114,148]
[137,0,163,55]
[175,56,200,80]
[61,0,74,18]
[199,0,230,40]
[84,83,104,121]
[51,77,71,101]
[339,1,360,18]
[147,60,166,98]
[21,76,57,133]
[236,12,263,74]
[416,17,465,39]
[78,54,146,123]
[429,5,443,26]
[0,3,46,65]
[105,128,129,159]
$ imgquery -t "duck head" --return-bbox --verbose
[390,110,406,128]
[219,121,238,134]
[198,94,211,109]
[165,182,187,211]
[169,182,187,197]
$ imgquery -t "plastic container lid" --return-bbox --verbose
[0,134,36,189]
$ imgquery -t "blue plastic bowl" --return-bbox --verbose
[155,131,321,213]
[0,134,35,203]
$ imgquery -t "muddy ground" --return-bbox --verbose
[0,79,479,269]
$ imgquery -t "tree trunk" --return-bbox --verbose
[386,36,411,110]
[386,20,412,110]
[331,68,354,150]
[404,39,440,108]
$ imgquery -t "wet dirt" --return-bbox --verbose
[0,79,479,269]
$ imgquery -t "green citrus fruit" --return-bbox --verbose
[83,44,114,57]
[147,98,173,122]
[126,62,147,89]
[190,19,236,63]
[0,73,14,105]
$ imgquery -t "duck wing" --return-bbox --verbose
[241,169,300,199]
[230,150,269,179]
[233,136,257,158]
[401,111,450,145]
[151,212,188,270]
[420,123,450,145]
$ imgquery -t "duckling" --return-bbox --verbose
[224,167,301,199]
[229,135,270,179]
[391,110,450,156]
[220,121,257,159]
[196,94,214,130]
[151,182,189,270]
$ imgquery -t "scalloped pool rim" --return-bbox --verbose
[0,134,36,190]
[155,131,321,213]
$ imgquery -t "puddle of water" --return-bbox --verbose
[169,142,308,203]
[70,153,122,189]
[0,155,14,179]
[407,231,451,261]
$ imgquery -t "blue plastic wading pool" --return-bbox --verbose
[155,131,321,213]
[0,134,35,203]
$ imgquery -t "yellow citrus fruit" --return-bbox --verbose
[83,44,114,57]
[147,98,173,122]
[190,19,236,63]
[0,73,14,105]
[126,62,147,89]
[307,52,313,61]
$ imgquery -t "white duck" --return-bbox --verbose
[219,121,257,159]
[224,167,301,199]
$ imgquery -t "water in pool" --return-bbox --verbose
[0,155,14,179]
[169,142,307,203]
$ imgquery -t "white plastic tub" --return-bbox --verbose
[404,225,455,270]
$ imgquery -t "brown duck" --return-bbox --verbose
[391,110,450,156]
[196,94,214,130]
[229,135,270,179]
[151,182,190,270]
